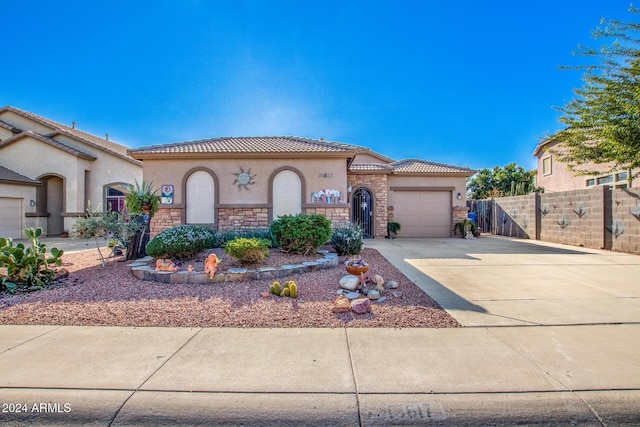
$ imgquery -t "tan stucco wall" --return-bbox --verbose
[142,157,349,206]
[387,175,468,209]
[535,141,634,192]
[0,127,13,140]
[0,135,141,231]
[352,153,387,164]
[0,110,53,135]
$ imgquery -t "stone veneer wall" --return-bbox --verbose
[217,207,269,231]
[483,186,640,255]
[348,174,388,238]
[150,207,183,238]
[304,206,350,224]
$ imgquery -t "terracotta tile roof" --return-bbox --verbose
[129,136,359,156]
[349,163,394,172]
[0,106,141,166]
[0,165,41,186]
[0,131,97,160]
[390,159,475,174]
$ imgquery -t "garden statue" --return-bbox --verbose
[204,254,221,279]
[155,258,178,272]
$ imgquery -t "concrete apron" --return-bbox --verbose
[365,235,640,327]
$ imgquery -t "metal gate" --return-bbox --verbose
[467,199,493,233]
[352,188,373,238]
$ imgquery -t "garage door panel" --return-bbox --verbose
[0,198,23,239]
[393,191,451,237]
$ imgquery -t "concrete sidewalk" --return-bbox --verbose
[1,236,639,425]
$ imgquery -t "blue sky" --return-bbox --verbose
[2,1,636,171]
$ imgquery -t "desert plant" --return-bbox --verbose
[269,214,332,255]
[330,222,363,256]
[269,280,298,298]
[124,179,161,216]
[0,227,64,293]
[146,225,216,260]
[72,204,144,265]
[387,221,401,237]
[223,237,271,265]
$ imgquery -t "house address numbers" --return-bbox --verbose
[318,173,333,178]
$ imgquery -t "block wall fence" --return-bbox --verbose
[480,186,640,255]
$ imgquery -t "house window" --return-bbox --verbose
[586,179,595,187]
[106,186,127,212]
[596,175,613,185]
[615,171,628,182]
[542,157,552,175]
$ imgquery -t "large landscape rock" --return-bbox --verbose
[350,298,371,314]
[331,295,351,313]
[339,275,360,291]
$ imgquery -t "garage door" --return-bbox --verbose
[392,191,451,237]
[0,198,23,239]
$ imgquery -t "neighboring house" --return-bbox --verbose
[533,138,635,192]
[128,136,474,238]
[0,106,142,238]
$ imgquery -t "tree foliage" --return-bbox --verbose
[467,163,538,200]
[549,7,640,184]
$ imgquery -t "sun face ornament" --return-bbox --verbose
[232,166,257,190]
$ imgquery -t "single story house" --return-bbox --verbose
[128,136,474,238]
[0,106,142,238]
[533,138,635,192]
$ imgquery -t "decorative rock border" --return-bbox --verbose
[127,252,339,284]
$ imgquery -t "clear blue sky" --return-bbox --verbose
[2,1,636,171]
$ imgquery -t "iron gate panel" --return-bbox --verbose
[352,188,373,237]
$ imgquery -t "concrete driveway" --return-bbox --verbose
[366,235,640,327]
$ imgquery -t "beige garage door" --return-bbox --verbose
[392,191,451,237]
[0,197,23,239]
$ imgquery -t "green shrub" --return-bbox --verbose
[224,237,271,265]
[0,227,64,293]
[211,228,276,248]
[146,225,215,260]
[330,222,364,256]
[269,214,332,255]
[453,219,476,237]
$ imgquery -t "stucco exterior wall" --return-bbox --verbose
[0,127,13,140]
[0,136,141,232]
[142,157,348,206]
[0,110,52,135]
[387,175,467,209]
[535,141,634,192]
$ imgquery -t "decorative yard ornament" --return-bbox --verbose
[232,166,257,190]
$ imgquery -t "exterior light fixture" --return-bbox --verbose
[30,200,36,206]
[456,192,462,200]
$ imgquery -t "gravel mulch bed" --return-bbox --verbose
[0,246,460,328]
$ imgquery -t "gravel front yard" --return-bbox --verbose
[0,246,460,328]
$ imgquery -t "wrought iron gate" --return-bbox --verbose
[467,199,493,233]
[352,188,373,238]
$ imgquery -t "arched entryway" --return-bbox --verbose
[37,175,64,236]
[351,187,373,238]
